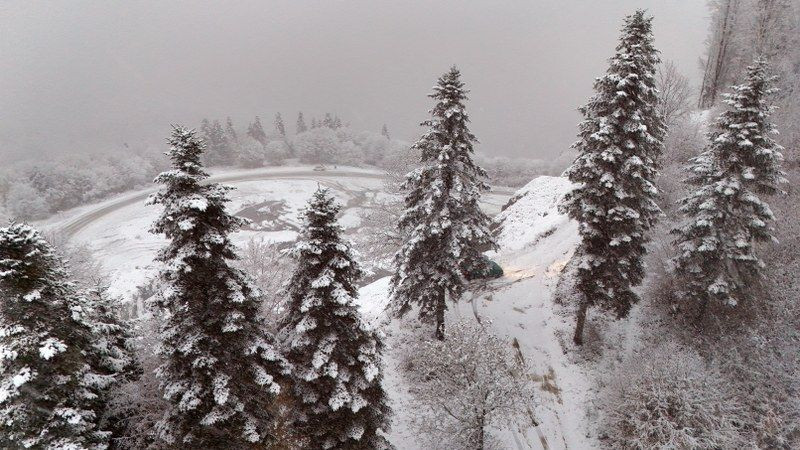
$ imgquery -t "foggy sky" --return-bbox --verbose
[1,1,709,162]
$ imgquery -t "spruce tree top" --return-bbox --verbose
[560,10,665,318]
[0,223,66,291]
[703,58,786,195]
[416,66,481,162]
[569,9,664,174]
[392,66,495,322]
[274,112,286,136]
[672,59,786,308]
[297,112,308,134]
[285,188,365,338]
[402,65,489,228]
[283,189,391,449]
[149,126,245,268]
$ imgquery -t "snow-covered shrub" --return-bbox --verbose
[402,320,535,450]
[334,140,365,166]
[599,341,745,449]
[713,330,800,448]
[2,149,160,219]
[293,127,340,164]
[235,136,268,168]
[264,140,291,166]
[358,133,391,166]
[5,180,49,220]
[658,115,707,210]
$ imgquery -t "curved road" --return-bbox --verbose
[56,167,516,240]
[57,169,386,239]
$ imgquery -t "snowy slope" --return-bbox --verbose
[357,175,596,449]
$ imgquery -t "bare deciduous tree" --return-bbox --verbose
[402,320,535,449]
[354,145,420,272]
[235,237,293,330]
[657,60,693,126]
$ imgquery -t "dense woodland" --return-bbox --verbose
[1,2,800,449]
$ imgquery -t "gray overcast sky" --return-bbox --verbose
[1,0,709,161]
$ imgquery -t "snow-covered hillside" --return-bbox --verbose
[357,175,595,449]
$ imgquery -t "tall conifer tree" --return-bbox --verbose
[391,66,495,340]
[296,112,308,134]
[672,59,785,313]
[560,10,665,344]
[148,126,285,448]
[225,117,238,143]
[274,113,286,137]
[247,116,267,145]
[282,189,392,449]
[0,223,116,448]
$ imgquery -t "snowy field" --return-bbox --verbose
[43,166,512,299]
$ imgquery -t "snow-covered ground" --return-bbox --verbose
[43,168,386,297]
[43,166,512,299]
[359,176,594,449]
[46,168,588,448]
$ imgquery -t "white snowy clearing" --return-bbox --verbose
[42,165,511,298]
[359,176,593,449]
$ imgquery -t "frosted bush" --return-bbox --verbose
[235,137,268,168]
[264,140,291,166]
[5,181,49,220]
[403,320,535,450]
[600,341,745,449]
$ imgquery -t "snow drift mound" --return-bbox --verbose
[494,176,575,252]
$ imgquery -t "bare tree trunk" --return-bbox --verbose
[701,0,740,107]
[573,299,588,346]
[435,289,446,341]
[477,411,485,450]
[698,53,714,108]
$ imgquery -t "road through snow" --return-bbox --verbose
[56,169,386,239]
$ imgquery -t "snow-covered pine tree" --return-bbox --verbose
[0,223,110,448]
[274,112,286,137]
[322,113,335,129]
[247,116,268,145]
[297,112,308,134]
[560,10,665,345]
[147,126,286,448]
[281,188,392,449]
[672,58,785,314]
[81,286,139,438]
[201,119,230,166]
[381,124,390,140]
[225,117,238,143]
[391,66,496,340]
[200,118,213,142]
